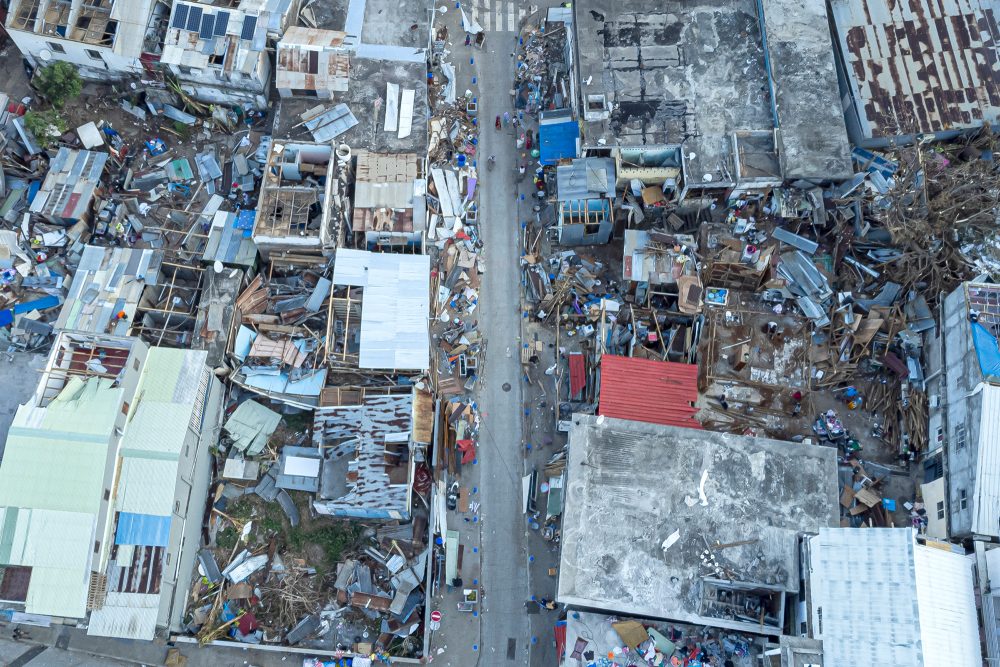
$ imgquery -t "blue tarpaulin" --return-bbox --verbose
[0,295,62,327]
[115,512,172,547]
[539,119,579,166]
[971,321,1000,378]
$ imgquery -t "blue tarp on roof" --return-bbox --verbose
[115,512,172,547]
[539,120,579,166]
[971,321,1000,378]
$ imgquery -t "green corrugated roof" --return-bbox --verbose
[44,376,123,436]
[0,432,108,513]
[0,377,122,513]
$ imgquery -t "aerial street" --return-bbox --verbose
[0,0,995,666]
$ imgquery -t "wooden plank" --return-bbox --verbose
[855,487,881,508]
[459,486,469,513]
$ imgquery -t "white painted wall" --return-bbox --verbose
[6,29,144,80]
[921,477,948,539]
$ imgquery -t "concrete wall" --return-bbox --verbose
[169,51,270,109]
[160,371,224,632]
[942,286,981,538]
[921,477,947,539]
[924,311,946,454]
[7,28,143,81]
[557,220,611,246]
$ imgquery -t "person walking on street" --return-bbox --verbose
[503,111,511,126]
[495,115,501,131]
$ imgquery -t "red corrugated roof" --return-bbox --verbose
[598,355,702,429]
[568,353,586,399]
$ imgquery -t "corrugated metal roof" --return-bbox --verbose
[568,353,585,399]
[913,539,981,666]
[974,384,1000,536]
[86,348,210,640]
[333,250,430,370]
[114,512,171,547]
[0,508,96,618]
[555,158,615,202]
[332,247,371,286]
[29,148,109,221]
[0,379,121,513]
[225,400,281,455]
[830,0,1000,139]
[597,355,701,429]
[809,527,980,666]
[55,245,162,335]
[87,592,159,640]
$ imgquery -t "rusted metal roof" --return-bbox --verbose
[568,353,586,399]
[830,0,1000,139]
[597,355,701,429]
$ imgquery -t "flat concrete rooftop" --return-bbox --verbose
[272,0,430,153]
[558,414,838,625]
[273,57,428,153]
[575,0,851,183]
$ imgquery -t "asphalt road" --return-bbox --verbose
[473,35,534,666]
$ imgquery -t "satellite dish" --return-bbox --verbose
[39,49,52,61]
[213,260,224,273]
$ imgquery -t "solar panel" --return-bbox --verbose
[214,11,229,36]
[171,4,189,29]
[240,15,257,41]
[199,13,215,39]
[186,6,203,32]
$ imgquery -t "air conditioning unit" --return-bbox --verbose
[929,394,940,408]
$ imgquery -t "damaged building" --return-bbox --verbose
[557,414,838,634]
[328,249,430,375]
[0,334,222,639]
[349,150,425,251]
[313,390,431,520]
[829,0,1000,147]
[253,139,340,259]
[161,0,297,108]
[5,0,170,80]
[803,527,980,666]
[275,27,351,99]
[30,148,109,226]
[270,0,431,156]
[573,0,853,191]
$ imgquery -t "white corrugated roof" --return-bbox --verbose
[974,384,1000,536]
[333,250,429,370]
[913,542,980,666]
[0,508,96,618]
[85,348,207,640]
[87,592,159,640]
[809,527,980,666]
[332,247,372,286]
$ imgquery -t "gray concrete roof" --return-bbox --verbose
[575,0,772,185]
[574,0,852,183]
[557,414,838,625]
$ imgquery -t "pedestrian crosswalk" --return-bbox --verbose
[466,0,537,33]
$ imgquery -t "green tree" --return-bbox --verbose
[34,62,82,109]
[23,109,67,147]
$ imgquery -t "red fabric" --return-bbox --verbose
[237,611,258,635]
[598,355,702,429]
[554,621,567,661]
[568,353,586,399]
[457,439,476,463]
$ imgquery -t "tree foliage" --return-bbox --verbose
[23,109,66,146]
[34,61,82,109]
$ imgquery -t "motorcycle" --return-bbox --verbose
[446,481,459,511]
